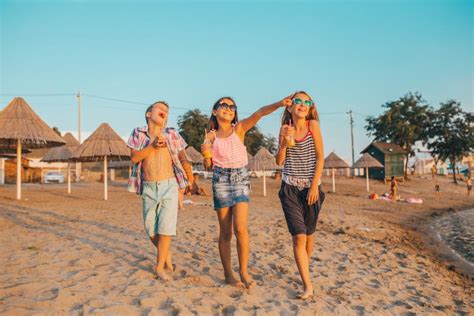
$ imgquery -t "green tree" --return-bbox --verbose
[365,92,431,177]
[244,126,265,155]
[177,109,209,150]
[425,100,473,184]
[262,135,278,154]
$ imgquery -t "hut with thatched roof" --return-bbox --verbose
[353,153,384,192]
[324,152,350,192]
[71,123,130,200]
[0,97,65,199]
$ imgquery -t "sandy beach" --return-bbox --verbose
[0,175,473,315]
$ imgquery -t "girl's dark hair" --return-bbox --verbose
[281,91,319,125]
[208,96,239,130]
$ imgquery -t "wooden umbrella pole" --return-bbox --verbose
[16,140,22,200]
[67,162,71,194]
[263,167,266,197]
[332,168,336,193]
[104,156,108,201]
[366,167,369,192]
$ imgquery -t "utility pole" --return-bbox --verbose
[76,91,81,143]
[76,92,82,183]
[347,110,355,175]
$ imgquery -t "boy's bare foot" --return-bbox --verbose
[154,266,172,281]
[296,287,314,300]
[225,274,245,288]
[240,274,255,289]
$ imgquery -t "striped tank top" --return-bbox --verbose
[282,121,317,188]
[212,130,248,168]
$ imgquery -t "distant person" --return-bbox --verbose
[201,95,290,289]
[390,176,398,201]
[185,173,208,196]
[435,182,440,199]
[431,165,437,179]
[466,178,472,197]
[276,91,325,300]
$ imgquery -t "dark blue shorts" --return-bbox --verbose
[278,182,325,236]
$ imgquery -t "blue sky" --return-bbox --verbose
[1,0,472,162]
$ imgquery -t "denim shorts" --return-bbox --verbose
[212,166,250,210]
[141,179,179,237]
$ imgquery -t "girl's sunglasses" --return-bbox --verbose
[292,98,314,107]
[217,102,237,112]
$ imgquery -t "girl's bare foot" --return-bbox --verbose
[154,266,172,281]
[164,262,176,273]
[240,274,255,289]
[296,287,314,300]
[225,274,245,288]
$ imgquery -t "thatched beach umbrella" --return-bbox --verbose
[353,153,383,192]
[185,146,204,165]
[42,145,74,194]
[324,152,350,193]
[0,97,65,199]
[62,132,82,182]
[71,123,130,200]
[253,147,277,197]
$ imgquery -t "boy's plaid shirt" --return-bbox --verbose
[127,126,189,195]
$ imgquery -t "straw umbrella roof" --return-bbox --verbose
[185,146,204,164]
[41,146,74,163]
[0,97,66,148]
[41,133,81,163]
[63,133,80,147]
[324,152,350,169]
[353,153,384,168]
[252,147,277,170]
[71,123,130,162]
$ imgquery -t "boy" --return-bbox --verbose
[127,101,194,281]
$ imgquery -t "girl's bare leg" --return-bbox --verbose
[293,234,314,299]
[233,202,255,289]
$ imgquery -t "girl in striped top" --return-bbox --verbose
[275,91,325,300]
[201,95,291,289]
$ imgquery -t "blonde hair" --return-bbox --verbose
[281,91,319,125]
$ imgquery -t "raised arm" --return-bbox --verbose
[236,96,292,136]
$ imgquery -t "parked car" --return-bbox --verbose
[44,171,65,184]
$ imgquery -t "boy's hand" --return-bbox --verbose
[151,136,167,148]
[307,184,319,205]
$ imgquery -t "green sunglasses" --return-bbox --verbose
[292,98,314,107]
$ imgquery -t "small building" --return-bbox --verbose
[360,141,407,180]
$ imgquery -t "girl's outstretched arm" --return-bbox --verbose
[235,95,292,136]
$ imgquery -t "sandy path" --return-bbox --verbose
[0,176,472,315]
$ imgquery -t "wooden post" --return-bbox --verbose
[104,156,108,200]
[263,168,266,197]
[128,165,132,177]
[67,163,71,194]
[0,158,5,185]
[332,168,336,193]
[16,140,21,200]
[366,167,370,192]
